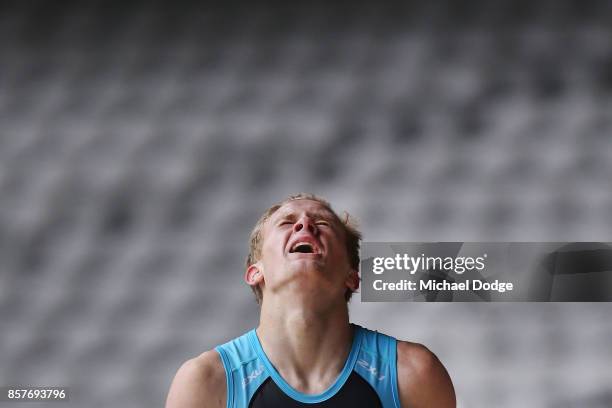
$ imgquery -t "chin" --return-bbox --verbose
[288,259,325,273]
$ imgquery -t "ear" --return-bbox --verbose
[245,262,264,286]
[345,268,360,292]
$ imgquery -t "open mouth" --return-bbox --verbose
[289,242,317,254]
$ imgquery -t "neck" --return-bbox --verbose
[256,296,353,394]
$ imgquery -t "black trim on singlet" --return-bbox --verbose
[248,371,383,408]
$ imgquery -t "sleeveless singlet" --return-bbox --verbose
[215,324,401,408]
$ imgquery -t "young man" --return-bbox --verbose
[166,194,455,407]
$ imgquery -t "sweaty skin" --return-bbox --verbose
[166,199,455,408]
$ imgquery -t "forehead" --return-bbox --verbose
[271,199,337,220]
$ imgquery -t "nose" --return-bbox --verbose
[293,216,318,235]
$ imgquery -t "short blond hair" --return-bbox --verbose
[246,193,361,304]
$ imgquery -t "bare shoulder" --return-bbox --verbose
[165,350,226,408]
[396,341,456,408]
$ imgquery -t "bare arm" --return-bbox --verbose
[397,341,456,408]
[165,350,226,408]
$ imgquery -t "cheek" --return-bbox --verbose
[261,237,285,263]
[326,237,348,259]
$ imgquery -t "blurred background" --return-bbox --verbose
[1,0,611,407]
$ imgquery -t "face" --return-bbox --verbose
[245,199,358,303]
